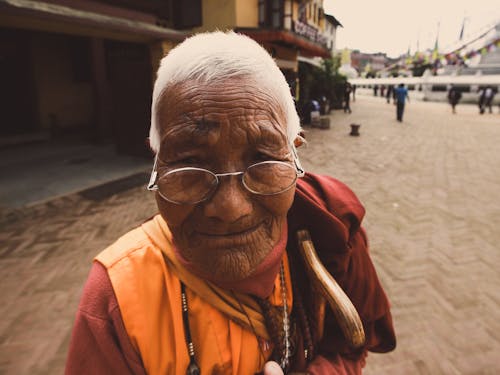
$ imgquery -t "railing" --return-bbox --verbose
[349,75,500,86]
[348,74,500,104]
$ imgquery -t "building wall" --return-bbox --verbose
[292,1,299,23]
[0,28,37,135]
[32,33,94,132]
[0,0,183,154]
[198,0,237,31]
[235,0,258,27]
[302,0,324,31]
[324,21,337,53]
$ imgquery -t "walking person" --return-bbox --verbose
[394,83,409,122]
[386,85,394,104]
[447,85,462,114]
[344,81,352,113]
[478,87,486,114]
[483,86,496,114]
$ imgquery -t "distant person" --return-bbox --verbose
[447,85,462,114]
[344,82,353,113]
[478,87,486,114]
[373,85,378,96]
[380,85,385,97]
[386,85,394,104]
[394,83,409,122]
[482,86,496,114]
[352,84,357,101]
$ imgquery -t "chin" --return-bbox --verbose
[186,239,271,281]
[173,218,284,281]
[209,244,269,281]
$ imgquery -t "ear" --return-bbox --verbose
[294,131,306,148]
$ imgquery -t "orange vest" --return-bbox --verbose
[96,215,293,375]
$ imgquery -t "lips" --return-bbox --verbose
[189,222,267,249]
[196,222,262,237]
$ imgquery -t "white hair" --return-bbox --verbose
[149,30,301,153]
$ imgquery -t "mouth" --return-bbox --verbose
[196,222,263,238]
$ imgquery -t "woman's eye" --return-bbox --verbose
[254,151,290,163]
[177,156,202,165]
[254,152,274,162]
[163,156,202,167]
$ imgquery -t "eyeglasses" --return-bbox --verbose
[147,159,302,205]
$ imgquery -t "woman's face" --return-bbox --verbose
[156,78,296,282]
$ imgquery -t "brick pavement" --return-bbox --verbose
[1,96,499,374]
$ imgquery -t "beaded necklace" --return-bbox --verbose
[180,262,291,374]
[279,262,291,371]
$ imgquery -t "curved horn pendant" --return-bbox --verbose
[297,229,366,348]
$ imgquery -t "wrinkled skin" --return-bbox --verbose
[156,77,296,282]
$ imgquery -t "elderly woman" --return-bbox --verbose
[65,31,395,375]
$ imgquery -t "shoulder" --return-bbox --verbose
[77,261,120,318]
[95,224,159,269]
[290,172,365,247]
[295,173,365,219]
[94,219,170,295]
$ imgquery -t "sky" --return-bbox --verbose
[323,0,500,58]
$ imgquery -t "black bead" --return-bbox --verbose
[186,362,200,375]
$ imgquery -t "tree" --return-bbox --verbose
[298,55,346,114]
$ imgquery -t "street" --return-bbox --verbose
[1,95,499,374]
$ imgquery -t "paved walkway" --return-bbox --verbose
[0,140,151,209]
[1,96,499,374]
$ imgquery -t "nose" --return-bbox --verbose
[203,175,253,222]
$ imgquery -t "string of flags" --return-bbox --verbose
[400,37,500,69]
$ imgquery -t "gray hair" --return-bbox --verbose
[149,30,301,153]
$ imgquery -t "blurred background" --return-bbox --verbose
[0,0,498,168]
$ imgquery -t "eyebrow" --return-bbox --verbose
[162,114,288,153]
[163,124,212,150]
[185,113,220,132]
[159,113,217,153]
[249,120,288,148]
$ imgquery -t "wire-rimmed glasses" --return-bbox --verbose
[147,159,301,205]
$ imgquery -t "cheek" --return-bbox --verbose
[155,194,194,229]
[257,187,296,219]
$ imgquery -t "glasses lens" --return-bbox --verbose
[157,168,217,204]
[244,161,297,195]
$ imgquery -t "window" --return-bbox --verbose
[259,0,283,28]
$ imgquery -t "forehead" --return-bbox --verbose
[157,78,288,151]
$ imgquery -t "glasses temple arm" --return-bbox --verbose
[290,141,305,177]
[147,154,159,190]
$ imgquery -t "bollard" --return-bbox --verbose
[350,124,361,136]
[313,116,331,129]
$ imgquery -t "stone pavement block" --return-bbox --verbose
[1,96,500,374]
[300,97,500,374]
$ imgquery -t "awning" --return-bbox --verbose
[0,0,187,42]
[236,28,331,59]
[298,55,323,68]
[274,57,297,70]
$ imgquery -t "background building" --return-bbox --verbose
[0,0,196,155]
[198,0,332,100]
[350,50,392,77]
[0,0,340,155]
[324,13,342,55]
